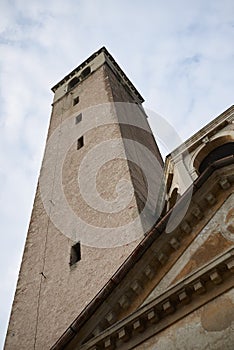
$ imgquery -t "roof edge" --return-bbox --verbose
[166,104,234,159]
[51,47,144,103]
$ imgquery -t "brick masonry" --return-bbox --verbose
[4,58,162,349]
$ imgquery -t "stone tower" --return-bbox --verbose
[4,47,163,349]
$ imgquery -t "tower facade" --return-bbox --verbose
[4,48,163,349]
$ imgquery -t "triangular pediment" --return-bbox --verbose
[142,193,234,306]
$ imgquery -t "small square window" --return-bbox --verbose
[77,136,84,150]
[75,113,82,124]
[73,96,79,106]
[70,242,81,266]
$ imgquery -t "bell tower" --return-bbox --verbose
[4,47,163,349]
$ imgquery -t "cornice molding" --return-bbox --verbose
[80,248,234,350]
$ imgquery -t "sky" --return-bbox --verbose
[0,0,234,347]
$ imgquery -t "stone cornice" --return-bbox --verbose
[80,248,234,350]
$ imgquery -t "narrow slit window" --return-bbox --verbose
[75,113,82,124]
[73,96,79,106]
[70,242,81,266]
[77,136,84,150]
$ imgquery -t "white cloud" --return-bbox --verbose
[0,0,234,347]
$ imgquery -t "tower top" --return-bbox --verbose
[51,47,144,104]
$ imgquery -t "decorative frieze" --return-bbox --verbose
[85,177,233,344]
[157,252,168,265]
[178,290,190,305]
[219,177,231,190]
[209,270,222,285]
[144,265,155,280]
[117,328,130,342]
[205,193,217,205]
[192,205,203,220]
[162,300,175,315]
[104,337,115,350]
[132,319,145,333]
[105,311,117,325]
[169,237,180,250]
[147,309,160,324]
[180,220,192,234]
[193,280,206,294]
[118,295,130,310]
[226,258,234,272]
[81,249,233,350]
[131,280,143,295]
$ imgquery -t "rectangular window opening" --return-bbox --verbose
[77,136,84,150]
[73,96,79,106]
[70,242,81,266]
[75,113,82,124]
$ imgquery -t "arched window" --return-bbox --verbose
[168,188,180,210]
[68,76,80,91]
[80,66,91,79]
[199,142,234,173]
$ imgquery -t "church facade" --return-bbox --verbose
[4,48,234,349]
